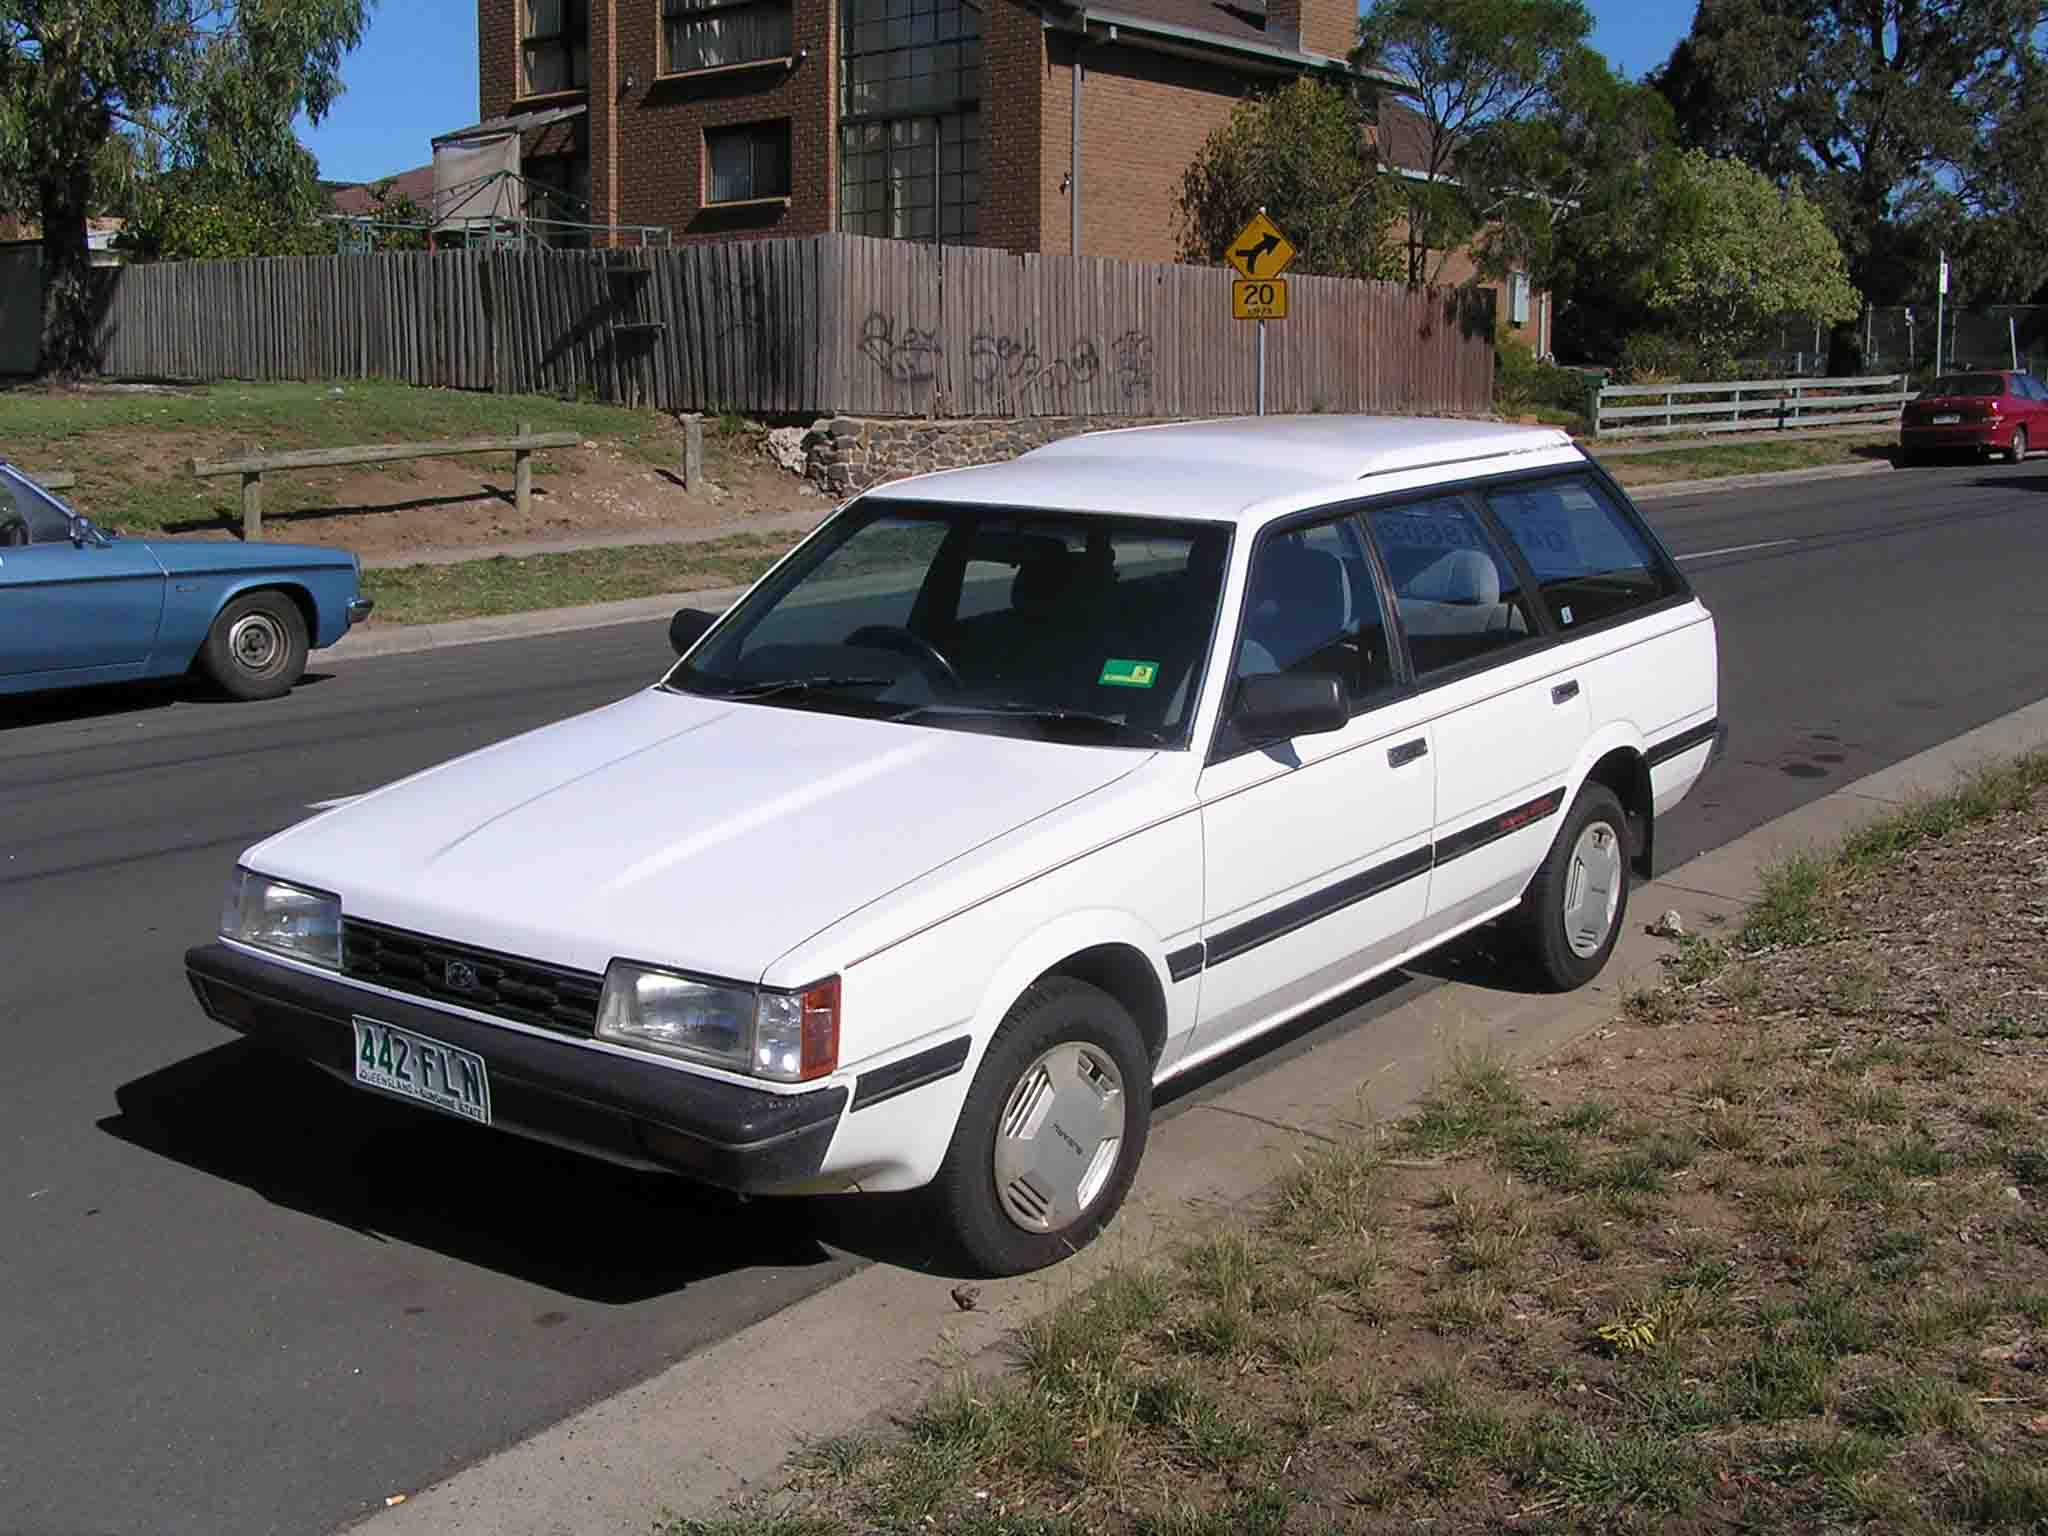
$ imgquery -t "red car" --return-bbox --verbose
[1901,370,2048,464]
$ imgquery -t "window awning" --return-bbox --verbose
[432,102,588,148]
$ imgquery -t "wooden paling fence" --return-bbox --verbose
[90,234,1495,420]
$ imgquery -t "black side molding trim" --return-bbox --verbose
[1166,943,1206,983]
[1206,843,1433,968]
[850,1035,972,1113]
[1646,718,1719,768]
[1434,787,1567,867]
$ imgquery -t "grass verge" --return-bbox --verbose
[660,755,2048,1535]
[359,534,797,626]
[1599,434,1897,489]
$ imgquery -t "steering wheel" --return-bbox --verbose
[845,624,962,690]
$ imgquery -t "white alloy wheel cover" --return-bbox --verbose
[993,1042,1126,1233]
[1562,819,1623,959]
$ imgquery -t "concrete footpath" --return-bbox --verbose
[352,694,2048,1536]
[326,457,1894,668]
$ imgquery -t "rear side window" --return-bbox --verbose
[1486,475,1680,633]
[1366,494,1538,679]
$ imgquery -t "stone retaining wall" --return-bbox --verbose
[803,415,1179,496]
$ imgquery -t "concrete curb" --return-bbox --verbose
[327,459,1899,665]
[321,585,751,663]
[351,694,2048,1536]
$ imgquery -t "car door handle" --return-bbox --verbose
[1551,681,1580,704]
[1387,738,1428,768]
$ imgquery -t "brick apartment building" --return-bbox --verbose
[423,0,1549,346]
[456,0,1386,262]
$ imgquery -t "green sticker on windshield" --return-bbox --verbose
[1099,658,1160,689]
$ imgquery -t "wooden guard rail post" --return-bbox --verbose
[189,424,583,541]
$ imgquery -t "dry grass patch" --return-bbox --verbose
[665,760,2048,1535]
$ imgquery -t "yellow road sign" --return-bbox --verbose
[1233,277,1289,320]
[1225,212,1296,280]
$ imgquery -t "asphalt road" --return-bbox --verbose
[4,457,2046,1536]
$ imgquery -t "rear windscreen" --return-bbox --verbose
[1925,375,2004,397]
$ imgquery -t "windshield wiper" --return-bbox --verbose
[714,674,897,699]
[896,702,1168,746]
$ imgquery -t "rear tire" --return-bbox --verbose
[2010,427,2030,464]
[1510,783,1632,992]
[926,977,1151,1276]
[201,591,308,701]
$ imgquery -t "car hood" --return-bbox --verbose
[246,686,1149,982]
[143,537,357,575]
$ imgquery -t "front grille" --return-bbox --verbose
[341,919,603,1037]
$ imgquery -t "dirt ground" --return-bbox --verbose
[709,773,2048,1536]
[3,381,827,561]
[150,428,825,561]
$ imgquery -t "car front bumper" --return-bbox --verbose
[346,597,375,624]
[183,942,848,1192]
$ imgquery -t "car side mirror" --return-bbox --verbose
[1235,673,1348,742]
[669,607,718,656]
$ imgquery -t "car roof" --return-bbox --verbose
[868,415,1581,522]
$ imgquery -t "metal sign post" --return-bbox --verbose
[1935,251,1949,377]
[1226,207,1295,418]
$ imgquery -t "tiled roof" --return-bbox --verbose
[331,164,436,216]
[1374,99,1434,175]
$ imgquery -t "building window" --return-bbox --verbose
[1507,271,1531,327]
[522,0,589,96]
[524,154,591,246]
[837,0,980,242]
[663,0,793,73]
[839,113,977,240]
[706,122,792,204]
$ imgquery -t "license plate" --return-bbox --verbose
[352,1017,491,1125]
[1931,413,1961,425]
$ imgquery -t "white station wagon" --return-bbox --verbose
[187,417,1721,1274]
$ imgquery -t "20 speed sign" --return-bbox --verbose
[1232,278,1288,320]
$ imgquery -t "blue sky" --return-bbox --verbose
[299,0,1701,183]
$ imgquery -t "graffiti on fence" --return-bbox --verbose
[1110,330,1153,400]
[854,317,1158,406]
[969,331,1102,404]
[721,269,788,391]
[859,313,941,384]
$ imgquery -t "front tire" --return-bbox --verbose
[1511,783,1632,992]
[201,591,308,701]
[927,977,1152,1276]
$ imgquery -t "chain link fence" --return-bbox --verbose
[1862,305,2048,380]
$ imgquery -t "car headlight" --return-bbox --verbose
[220,867,342,970]
[596,962,839,1083]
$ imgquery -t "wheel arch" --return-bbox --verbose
[970,911,1178,1075]
[1571,730,1655,880]
[220,580,317,644]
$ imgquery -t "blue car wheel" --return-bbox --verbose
[202,591,308,701]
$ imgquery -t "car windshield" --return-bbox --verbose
[1925,375,2006,397]
[666,499,1233,749]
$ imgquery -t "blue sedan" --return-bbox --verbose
[0,458,373,701]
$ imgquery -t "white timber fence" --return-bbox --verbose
[1590,374,1909,440]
